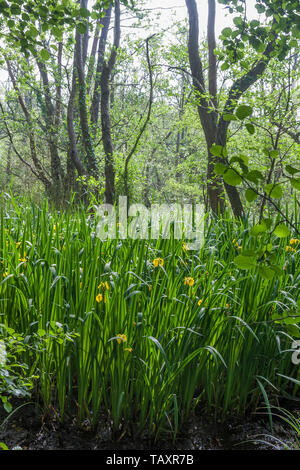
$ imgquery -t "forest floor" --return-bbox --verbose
[0,399,299,450]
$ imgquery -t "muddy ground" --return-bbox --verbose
[0,398,299,451]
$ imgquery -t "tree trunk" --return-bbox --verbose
[100,0,120,204]
[6,60,52,195]
[185,0,247,217]
[75,24,98,178]
[90,6,112,133]
[101,63,115,204]
[67,66,86,179]
[185,0,224,214]
[36,55,64,199]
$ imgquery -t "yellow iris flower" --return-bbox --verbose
[184,277,194,287]
[116,334,127,344]
[153,258,164,267]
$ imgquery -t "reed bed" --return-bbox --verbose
[0,194,299,440]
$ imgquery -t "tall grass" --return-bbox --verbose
[0,193,299,440]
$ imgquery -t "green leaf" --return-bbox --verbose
[77,22,87,34]
[52,27,63,41]
[210,144,223,157]
[258,266,276,280]
[270,265,283,277]
[263,218,273,229]
[274,224,290,238]
[281,316,300,325]
[38,6,48,17]
[41,23,49,33]
[37,328,46,337]
[250,20,260,28]
[214,163,227,175]
[289,39,298,49]
[221,62,230,71]
[286,165,300,175]
[28,25,39,39]
[250,222,267,236]
[234,255,257,270]
[221,27,232,37]
[238,155,249,165]
[255,4,265,13]
[245,188,258,202]
[246,170,264,184]
[236,105,253,120]
[291,178,300,191]
[223,169,242,186]
[264,183,283,199]
[79,7,90,18]
[292,25,300,39]
[10,4,21,15]
[241,250,259,257]
[245,123,255,135]
[223,113,237,121]
[3,401,12,413]
[40,49,50,61]
[233,16,243,26]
